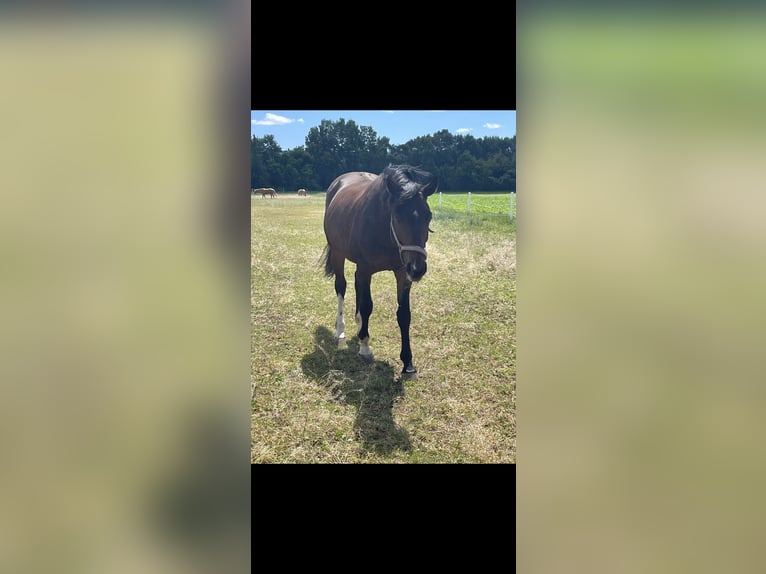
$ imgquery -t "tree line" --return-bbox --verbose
[251,118,516,193]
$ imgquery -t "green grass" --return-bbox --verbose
[251,193,515,463]
[431,191,516,215]
[429,192,516,235]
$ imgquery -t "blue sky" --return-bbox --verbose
[251,110,516,151]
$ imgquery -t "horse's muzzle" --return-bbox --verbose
[406,260,427,281]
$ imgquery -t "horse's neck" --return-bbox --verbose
[367,186,389,215]
[354,186,390,231]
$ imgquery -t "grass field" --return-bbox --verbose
[433,191,517,219]
[251,192,516,463]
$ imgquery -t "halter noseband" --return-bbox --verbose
[390,215,427,260]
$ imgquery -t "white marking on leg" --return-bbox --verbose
[355,311,361,328]
[358,336,373,358]
[335,294,345,340]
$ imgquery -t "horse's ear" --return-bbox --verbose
[422,176,438,197]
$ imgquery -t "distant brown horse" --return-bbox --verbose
[322,165,438,377]
[297,188,307,197]
[253,187,276,198]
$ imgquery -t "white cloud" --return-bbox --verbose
[484,122,501,129]
[456,128,473,134]
[251,113,297,126]
[381,110,395,114]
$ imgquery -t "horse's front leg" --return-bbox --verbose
[354,268,374,362]
[394,268,416,377]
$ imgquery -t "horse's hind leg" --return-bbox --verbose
[331,254,347,343]
[354,268,374,362]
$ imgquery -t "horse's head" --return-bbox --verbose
[384,165,438,282]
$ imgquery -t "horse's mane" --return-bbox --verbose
[382,164,436,202]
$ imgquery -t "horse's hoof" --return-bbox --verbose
[358,352,373,363]
[333,334,345,344]
[401,365,418,380]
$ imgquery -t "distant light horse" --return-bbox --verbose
[297,188,307,197]
[253,187,276,198]
[321,164,437,377]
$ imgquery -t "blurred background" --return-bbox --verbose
[517,4,766,573]
[0,3,250,573]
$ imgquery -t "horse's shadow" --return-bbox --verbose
[300,325,412,455]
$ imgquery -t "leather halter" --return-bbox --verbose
[390,215,427,260]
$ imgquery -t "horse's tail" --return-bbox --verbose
[321,244,334,277]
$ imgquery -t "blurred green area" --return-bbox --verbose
[521,12,766,129]
[518,9,766,574]
[0,7,249,574]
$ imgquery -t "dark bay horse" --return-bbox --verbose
[322,165,438,377]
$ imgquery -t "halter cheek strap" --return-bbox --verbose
[390,216,427,260]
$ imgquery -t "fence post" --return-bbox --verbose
[467,191,471,214]
[439,191,442,209]
[510,192,515,222]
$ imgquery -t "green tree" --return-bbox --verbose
[304,118,391,188]
[252,121,515,193]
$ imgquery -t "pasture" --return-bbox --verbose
[435,191,517,218]
[251,192,516,463]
